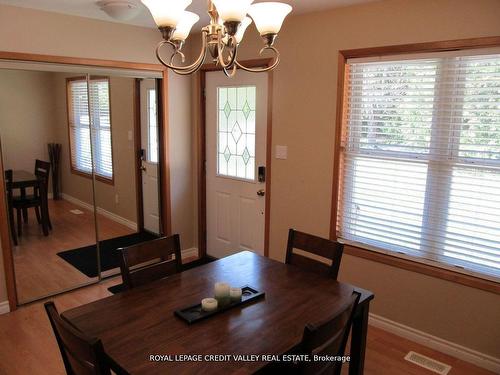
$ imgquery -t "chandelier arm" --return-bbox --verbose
[235,46,281,73]
[170,50,186,65]
[155,30,209,72]
[216,33,238,69]
[223,64,237,78]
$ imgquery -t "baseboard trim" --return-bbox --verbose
[369,313,500,373]
[61,194,138,231]
[182,248,199,259]
[0,300,10,315]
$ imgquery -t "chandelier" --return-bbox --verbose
[141,0,292,77]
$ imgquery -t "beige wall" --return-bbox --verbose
[189,0,500,357]
[53,73,138,223]
[0,5,196,306]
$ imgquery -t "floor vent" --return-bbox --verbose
[404,351,451,375]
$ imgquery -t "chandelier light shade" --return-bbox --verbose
[142,0,192,28]
[248,2,292,35]
[172,11,200,41]
[141,0,293,77]
[211,0,254,23]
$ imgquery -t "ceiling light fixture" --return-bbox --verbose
[141,0,292,77]
[97,0,140,21]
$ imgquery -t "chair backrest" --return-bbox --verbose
[44,301,111,375]
[285,229,344,279]
[119,235,182,290]
[34,159,51,193]
[4,169,13,198]
[300,291,361,375]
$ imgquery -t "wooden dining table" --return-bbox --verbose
[62,251,374,375]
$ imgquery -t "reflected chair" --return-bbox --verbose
[34,159,52,230]
[119,235,182,290]
[9,160,51,237]
[286,229,344,280]
[44,301,112,375]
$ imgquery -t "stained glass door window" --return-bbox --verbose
[217,86,256,180]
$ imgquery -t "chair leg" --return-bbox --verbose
[16,209,22,237]
[22,208,28,223]
[35,206,41,224]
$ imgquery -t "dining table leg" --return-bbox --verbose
[349,300,370,375]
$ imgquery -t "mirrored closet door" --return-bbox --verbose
[0,65,99,304]
[0,61,163,304]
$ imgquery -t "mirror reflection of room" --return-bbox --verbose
[0,65,161,303]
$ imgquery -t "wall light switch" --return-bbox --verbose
[276,145,288,160]
[127,130,133,141]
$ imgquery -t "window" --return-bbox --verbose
[217,86,256,180]
[148,88,158,163]
[338,51,500,280]
[67,77,113,182]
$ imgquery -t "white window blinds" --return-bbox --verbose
[339,51,500,280]
[68,78,113,180]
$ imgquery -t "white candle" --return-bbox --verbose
[214,282,230,299]
[229,287,242,301]
[201,298,218,312]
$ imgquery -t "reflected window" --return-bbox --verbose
[148,88,158,163]
[67,77,113,182]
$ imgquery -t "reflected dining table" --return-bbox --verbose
[62,251,374,375]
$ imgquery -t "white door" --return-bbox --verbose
[140,79,160,234]
[206,71,268,258]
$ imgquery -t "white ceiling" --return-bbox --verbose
[0,0,380,28]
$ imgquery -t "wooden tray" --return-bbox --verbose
[174,285,265,324]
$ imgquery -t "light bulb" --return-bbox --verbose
[248,2,292,35]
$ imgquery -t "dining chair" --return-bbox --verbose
[4,170,18,246]
[119,235,183,290]
[44,301,112,375]
[298,291,361,375]
[285,229,344,280]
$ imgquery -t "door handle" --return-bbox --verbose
[257,189,265,197]
[140,165,146,171]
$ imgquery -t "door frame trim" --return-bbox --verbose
[198,59,274,258]
[0,51,169,310]
[133,78,145,232]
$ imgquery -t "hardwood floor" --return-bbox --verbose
[0,277,494,375]
[13,199,134,303]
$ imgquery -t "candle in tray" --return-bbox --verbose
[214,282,230,305]
[201,298,218,312]
[230,287,242,302]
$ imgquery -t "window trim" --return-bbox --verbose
[330,36,500,295]
[66,76,114,185]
